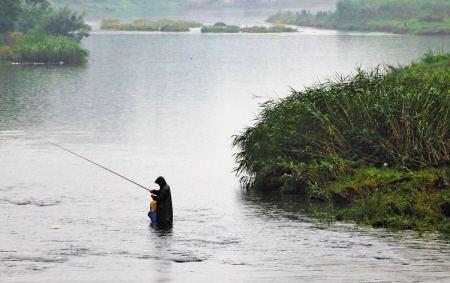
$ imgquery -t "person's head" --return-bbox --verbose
[155,176,167,188]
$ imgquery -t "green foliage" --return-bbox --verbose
[233,52,450,234]
[267,0,450,35]
[40,7,90,41]
[15,0,50,34]
[0,0,22,34]
[16,1,90,41]
[100,17,201,32]
[1,32,88,65]
[332,167,450,235]
[233,52,450,192]
[0,0,89,65]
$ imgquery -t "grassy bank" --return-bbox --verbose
[0,32,88,65]
[330,167,450,234]
[100,18,202,32]
[233,52,450,235]
[267,0,450,35]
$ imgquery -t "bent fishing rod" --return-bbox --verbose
[37,137,151,192]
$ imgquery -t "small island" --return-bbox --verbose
[200,22,241,33]
[233,52,450,236]
[100,19,297,34]
[0,0,89,65]
[201,22,297,33]
[100,18,202,32]
[267,0,450,35]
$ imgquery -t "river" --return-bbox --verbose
[1,26,450,282]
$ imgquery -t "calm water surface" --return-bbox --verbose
[1,30,450,282]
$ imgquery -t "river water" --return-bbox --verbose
[1,27,450,282]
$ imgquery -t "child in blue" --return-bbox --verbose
[148,200,157,224]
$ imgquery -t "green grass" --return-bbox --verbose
[267,0,450,35]
[0,33,88,65]
[331,167,450,235]
[233,52,450,235]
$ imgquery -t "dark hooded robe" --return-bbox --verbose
[151,176,173,227]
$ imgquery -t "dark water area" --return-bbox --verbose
[1,28,450,282]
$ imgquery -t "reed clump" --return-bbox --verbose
[1,33,88,65]
[233,52,450,234]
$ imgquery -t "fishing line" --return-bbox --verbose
[37,137,150,192]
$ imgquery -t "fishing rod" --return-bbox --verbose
[37,137,151,192]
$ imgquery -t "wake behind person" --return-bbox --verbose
[150,176,173,227]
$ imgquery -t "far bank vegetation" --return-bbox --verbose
[267,0,450,35]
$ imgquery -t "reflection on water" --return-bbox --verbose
[1,29,450,282]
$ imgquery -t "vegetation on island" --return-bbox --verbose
[240,25,297,33]
[100,17,202,32]
[267,0,450,35]
[201,22,241,33]
[233,52,450,236]
[101,19,297,33]
[0,0,89,65]
[201,22,297,33]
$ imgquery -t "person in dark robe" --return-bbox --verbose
[150,176,173,227]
